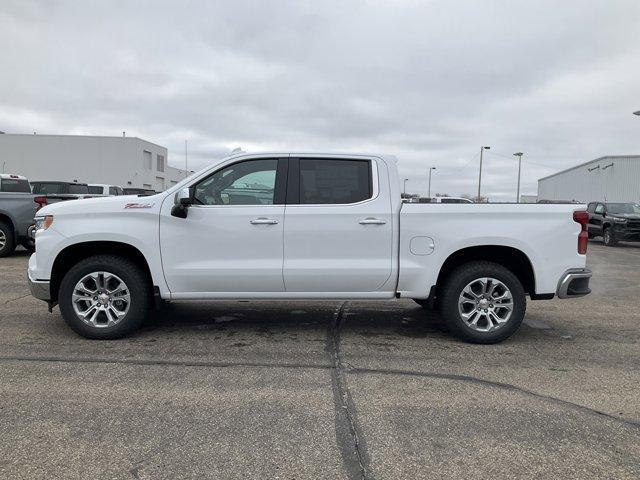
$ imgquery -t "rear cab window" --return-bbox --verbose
[88,186,104,195]
[0,178,31,193]
[69,184,89,194]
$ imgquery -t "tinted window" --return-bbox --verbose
[299,159,372,204]
[69,184,89,194]
[607,203,640,214]
[88,186,103,194]
[587,203,596,213]
[1,179,31,193]
[109,187,118,195]
[440,198,464,204]
[194,159,277,206]
[32,183,63,194]
[595,204,604,214]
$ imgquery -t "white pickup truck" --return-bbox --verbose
[28,152,592,343]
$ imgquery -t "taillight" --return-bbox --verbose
[34,196,47,211]
[573,210,589,254]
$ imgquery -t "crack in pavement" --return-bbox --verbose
[0,352,637,430]
[2,293,31,305]
[325,302,373,480]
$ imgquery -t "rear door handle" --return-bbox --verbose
[250,218,279,225]
[359,218,386,225]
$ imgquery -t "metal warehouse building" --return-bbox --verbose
[0,133,186,191]
[538,155,640,204]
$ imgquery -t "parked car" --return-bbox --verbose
[122,187,157,196]
[28,152,591,343]
[31,181,93,204]
[587,201,640,246]
[0,174,31,193]
[88,184,124,196]
[0,190,46,256]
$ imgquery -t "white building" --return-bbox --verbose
[538,155,640,204]
[0,133,187,191]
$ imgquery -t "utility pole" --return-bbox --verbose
[513,152,523,203]
[428,167,436,197]
[184,139,188,179]
[403,178,409,195]
[477,146,490,202]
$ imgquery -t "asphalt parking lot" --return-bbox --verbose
[1,241,639,479]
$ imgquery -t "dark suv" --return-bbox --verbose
[587,202,640,246]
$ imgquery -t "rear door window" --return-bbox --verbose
[298,159,372,204]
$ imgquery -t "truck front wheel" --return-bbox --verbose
[438,261,526,344]
[603,227,617,247]
[58,255,152,339]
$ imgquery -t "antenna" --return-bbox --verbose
[185,139,188,179]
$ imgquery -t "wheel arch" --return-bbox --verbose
[435,245,536,297]
[50,241,153,302]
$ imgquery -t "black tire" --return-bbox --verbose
[0,221,16,258]
[438,261,526,344]
[58,255,152,339]
[603,227,617,247]
[413,298,430,309]
[20,238,35,252]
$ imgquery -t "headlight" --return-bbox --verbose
[612,217,627,224]
[34,215,54,231]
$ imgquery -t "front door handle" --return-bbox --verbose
[250,218,279,225]
[359,218,386,225]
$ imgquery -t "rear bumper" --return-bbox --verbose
[556,268,592,299]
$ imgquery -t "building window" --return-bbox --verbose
[143,150,152,170]
[157,154,165,172]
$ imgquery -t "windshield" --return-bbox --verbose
[32,183,63,194]
[607,203,640,215]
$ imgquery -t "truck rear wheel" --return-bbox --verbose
[0,221,16,257]
[58,255,151,339]
[438,261,526,344]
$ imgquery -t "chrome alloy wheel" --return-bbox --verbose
[71,271,131,328]
[458,277,514,332]
[0,229,6,250]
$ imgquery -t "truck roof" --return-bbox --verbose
[0,174,28,180]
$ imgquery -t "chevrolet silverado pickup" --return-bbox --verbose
[28,153,592,343]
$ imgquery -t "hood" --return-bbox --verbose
[38,193,164,216]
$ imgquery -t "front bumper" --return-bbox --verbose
[27,269,51,302]
[556,268,592,299]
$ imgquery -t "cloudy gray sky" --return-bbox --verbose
[1,0,639,200]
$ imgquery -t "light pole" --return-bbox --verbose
[403,178,409,195]
[513,152,523,203]
[477,146,490,202]
[428,167,436,197]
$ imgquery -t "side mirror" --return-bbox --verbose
[178,188,192,206]
[171,188,192,218]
